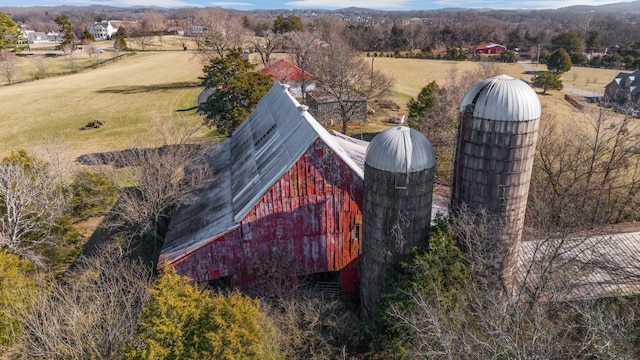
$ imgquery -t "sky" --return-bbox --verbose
[0,0,636,11]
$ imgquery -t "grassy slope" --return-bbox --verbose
[0,50,208,160]
[0,49,623,161]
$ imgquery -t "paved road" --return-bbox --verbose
[518,61,603,97]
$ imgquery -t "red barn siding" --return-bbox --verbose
[172,138,363,296]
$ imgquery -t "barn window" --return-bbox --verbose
[241,224,252,241]
[395,173,408,189]
[351,224,360,241]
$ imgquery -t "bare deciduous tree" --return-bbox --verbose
[309,36,394,134]
[193,9,246,61]
[32,55,50,78]
[0,50,19,85]
[386,209,639,359]
[129,29,154,51]
[103,118,212,259]
[249,30,281,65]
[285,30,319,103]
[528,107,640,232]
[141,10,166,45]
[17,245,153,360]
[0,157,65,266]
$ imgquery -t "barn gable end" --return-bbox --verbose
[161,82,366,297]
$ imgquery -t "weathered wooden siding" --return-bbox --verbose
[451,115,539,292]
[172,138,363,295]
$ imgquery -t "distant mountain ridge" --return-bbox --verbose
[0,0,639,14]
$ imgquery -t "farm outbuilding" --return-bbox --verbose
[258,59,315,99]
[306,90,368,125]
[475,43,507,55]
[161,83,368,298]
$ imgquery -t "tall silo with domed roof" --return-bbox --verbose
[360,126,436,319]
[451,74,541,294]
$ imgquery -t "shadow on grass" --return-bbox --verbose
[75,203,164,273]
[96,81,200,94]
[524,70,542,76]
[354,132,379,142]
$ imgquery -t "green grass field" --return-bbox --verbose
[0,49,210,160]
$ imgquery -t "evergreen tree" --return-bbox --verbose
[54,14,76,51]
[82,28,95,42]
[407,81,445,130]
[272,15,303,33]
[0,250,36,354]
[127,265,282,360]
[547,48,572,74]
[113,26,128,52]
[532,71,563,95]
[550,31,582,55]
[0,13,24,51]
[200,48,272,135]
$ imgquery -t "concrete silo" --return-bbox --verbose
[451,75,541,294]
[360,126,436,319]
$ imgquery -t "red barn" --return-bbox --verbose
[475,43,507,55]
[160,83,367,298]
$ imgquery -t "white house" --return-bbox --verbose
[89,21,118,40]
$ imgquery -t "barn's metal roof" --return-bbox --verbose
[460,75,541,122]
[365,126,435,173]
[517,231,640,301]
[160,83,366,264]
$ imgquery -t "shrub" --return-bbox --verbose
[69,170,118,220]
[128,266,282,360]
[0,250,36,354]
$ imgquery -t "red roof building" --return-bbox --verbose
[475,43,507,55]
[259,59,315,98]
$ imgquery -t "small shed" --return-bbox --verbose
[306,90,367,125]
[389,113,405,124]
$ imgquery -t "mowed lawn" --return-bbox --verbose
[0,50,207,160]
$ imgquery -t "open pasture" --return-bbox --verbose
[0,50,208,161]
[0,48,621,163]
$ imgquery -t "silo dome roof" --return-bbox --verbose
[460,74,541,121]
[365,126,435,173]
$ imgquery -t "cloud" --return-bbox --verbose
[433,0,631,9]
[285,0,414,10]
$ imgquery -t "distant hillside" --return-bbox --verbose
[558,0,640,14]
